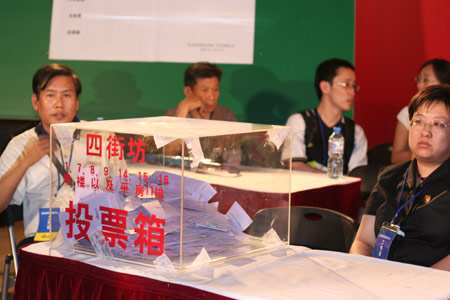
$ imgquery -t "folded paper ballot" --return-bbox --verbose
[194,210,229,232]
[148,170,217,204]
[226,201,253,233]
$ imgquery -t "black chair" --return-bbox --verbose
[349,165,384,200]
[368,142,393,166]
[0,119,40,155]
[349,142,393,203]
[1,205,23,300]
[247,206,357,253]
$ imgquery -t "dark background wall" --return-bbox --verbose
[0,1,354,125]
[354,0,450,147]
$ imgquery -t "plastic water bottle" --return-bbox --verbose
[327,127,344,179]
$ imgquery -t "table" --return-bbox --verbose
[129,164,362,220]
[212,172,361,220]
[14,242,450,300]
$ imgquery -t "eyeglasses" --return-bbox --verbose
[334,82,360,92]
[410,117,450,130]
[414,76,438,85]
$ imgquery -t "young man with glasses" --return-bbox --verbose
[282,58,367,174]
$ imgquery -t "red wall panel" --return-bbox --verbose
[421,0,450,59]
[354,0,450,148]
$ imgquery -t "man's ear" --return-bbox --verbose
[183,86,192,97]
[320,80,331,95]
[31,94,39,111]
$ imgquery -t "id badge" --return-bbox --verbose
[373,221,405,259]
[34,207,61,241]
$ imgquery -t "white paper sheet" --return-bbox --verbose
[149,171,217,204]
[49,0,255,64]
[226,201,252,233]
[142,200,179,220]
[194,211,228,232]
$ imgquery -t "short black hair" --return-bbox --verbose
[32,64,82,98]
[314,58,355,100]
[419,58,450,84]
[184,62,222,88]
[409,84,450,120]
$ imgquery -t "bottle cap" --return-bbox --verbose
[96,117,104,121]
[333,127,341,133]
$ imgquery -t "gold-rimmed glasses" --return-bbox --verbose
[334,82,360,92]
[410,117,450,131]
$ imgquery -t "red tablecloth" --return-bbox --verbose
[14,248,233,300]
[15,242,450,300]
[212,180,361,219]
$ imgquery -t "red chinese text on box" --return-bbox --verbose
[128,137,146,163]
[107,135,125,160]
[86,134,147,164]
[64,201,166,256]
[86,134,102,157]
[134,212,166,255]
[99,206,128,250]
[65,202,93,242]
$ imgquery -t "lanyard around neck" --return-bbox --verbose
[314,109,342,165]
[35,118,79,191]
[56,142,75,191]
[393,168,430,222]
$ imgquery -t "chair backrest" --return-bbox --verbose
[6,205,23,277]
[248,206,356,252]
[349,165,384,198]
[368,142,393,166]
[6,204,23,227]
[0,119,40,155]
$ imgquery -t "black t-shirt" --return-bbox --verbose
[365,158,450,267]
[299,109,355,174]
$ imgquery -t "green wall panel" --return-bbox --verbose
[0,0,354,124]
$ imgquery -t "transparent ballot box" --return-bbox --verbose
[49,117,292,271]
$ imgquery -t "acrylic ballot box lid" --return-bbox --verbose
[49,117,292,272]
[51,116,289,137]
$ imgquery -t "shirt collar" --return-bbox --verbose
[37,115,81,136]
[408,157,450,187]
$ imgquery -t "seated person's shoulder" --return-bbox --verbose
[343,117,366,139]
[353,122,367,138]
[284,111,308,131]
[377,161,410,182]
[0,127,39,178]
[2,127,37,154]
[214,105,237,122]
[354,122,364,132]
